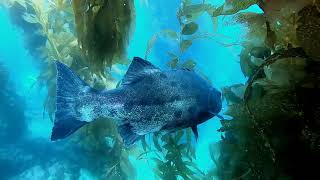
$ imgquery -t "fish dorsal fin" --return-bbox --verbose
[122,57,160,85]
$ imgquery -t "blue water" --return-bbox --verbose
[0,1,261,179]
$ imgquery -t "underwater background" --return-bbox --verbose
[0,0,320,179]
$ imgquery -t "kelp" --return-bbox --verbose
[218,74,320,179]
[72,0,135,70]
[181,22,199,35]
[215,1,320,179]
[145,28,199,70]
[17,0,80,121]
[146,0,232,70]
[69,119,136,179]
[244,47,310,100]
[3,0,320,179]
[139,129,203,179]
[14,0,120,121]
[210,0,258,17]
[296,5,320,60]
[4,0,135,179]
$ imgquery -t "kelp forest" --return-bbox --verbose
[0,0,319,179]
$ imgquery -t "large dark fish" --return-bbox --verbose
[51,57,222,146]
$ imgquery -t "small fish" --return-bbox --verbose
[51,57,222,146]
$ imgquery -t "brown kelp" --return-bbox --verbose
[69,119,137,179]
[2,0,320,179]
[3,0,136,178]
[211,0,320,179]
[140,1,221,178]
[72,0,135,70]
[138,129,203,179]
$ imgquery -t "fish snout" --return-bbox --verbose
[208,88,222,114]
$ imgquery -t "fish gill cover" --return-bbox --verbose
[0,0,319,179]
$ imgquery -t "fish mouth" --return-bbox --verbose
[208,87,222,113]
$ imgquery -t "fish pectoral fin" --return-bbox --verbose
[118,123,141,147]
[191,125,198,141]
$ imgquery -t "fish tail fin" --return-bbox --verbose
[51,61,91,141]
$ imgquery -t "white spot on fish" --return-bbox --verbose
[79,105,95,121]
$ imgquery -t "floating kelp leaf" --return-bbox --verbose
[180,4,213,23]
[175,130,184,142]
[136,150,152,160]
[184,161,205,176]
[55,32,76,48]
[152,158,164,166]
[163,143,173,151]
[178,166,195,178]
[250,57,264,67]
[145,34,158,60]
[185,129,192,159]
[161,133,171,142]
[180,40,193,52]
[178,143,188,151]
[250,47,271,59]
[162,29,178,39]
[211,0,257,17]
[253,78,284,95]
[212,16,218,32]
[189,145,196,159]
[265,21,277,50]
[153,133,162,152]
[240,48,256,77]
[182,0,192,6]
[218,119,235,132]
[263,57,307,87]
[182,4,212,15]
[222,84,247,105]
[141,135,149,151]
[167,52,178,59]
[225,12,265,26]
[263,0,313,21]
[167,58,179,68]
[222,87,242,105]
[297,5,320,60]
[182,22,199,35]
[181,59,196,70]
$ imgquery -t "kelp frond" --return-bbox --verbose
[72,0,135,71]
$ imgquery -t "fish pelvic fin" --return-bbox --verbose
[118,123,141,147]
[191,125,199,141]
[51,61,93,141]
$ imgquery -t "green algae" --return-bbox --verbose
[3,0,320,179]
[72,0,135,70]
[214,1,320,179]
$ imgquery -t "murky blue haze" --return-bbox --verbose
[0,0,261,179]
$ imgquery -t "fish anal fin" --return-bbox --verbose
[118,123,141,147]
